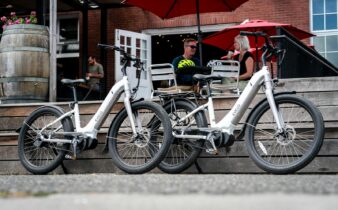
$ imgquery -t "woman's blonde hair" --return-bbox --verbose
[235,35,250,51]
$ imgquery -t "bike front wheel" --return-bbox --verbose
[159,99,207,173]
[108,101,172,174]
[18,106,74,174]
[246,95,324,174]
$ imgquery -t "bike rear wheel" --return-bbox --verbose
[18,106,73,174]
[108,101,172,174]
[159,99,207,173]
[246,95,324,174]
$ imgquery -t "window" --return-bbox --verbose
[57,16,79,57]
[311,0,338,67]
[312,0,337,31]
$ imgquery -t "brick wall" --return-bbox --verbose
[87,0,310,89]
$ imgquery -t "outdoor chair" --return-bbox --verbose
[148,63,194,98]
[206,60,241,95]
[79,80,103,101]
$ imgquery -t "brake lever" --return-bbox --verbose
[277,49,286,66]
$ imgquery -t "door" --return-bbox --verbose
[115,29,151,99]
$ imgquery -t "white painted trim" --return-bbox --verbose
[49,0,57,102]
[56,53,79,58]
[142,23,236,35]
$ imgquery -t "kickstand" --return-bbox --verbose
[60,162,68,174]
[194,160,203,174]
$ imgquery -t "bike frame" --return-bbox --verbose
[38,76,137,143]
[173,65,285,138]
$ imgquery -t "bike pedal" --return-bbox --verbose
[65,154,76,160]
[206,149,218,155]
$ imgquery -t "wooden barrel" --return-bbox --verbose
[0,24,49,104]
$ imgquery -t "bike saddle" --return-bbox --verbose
[61,78,86,86]
[193,73,223,82]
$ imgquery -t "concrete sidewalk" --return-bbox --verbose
[1,193,338,210]
[1,174,338,210]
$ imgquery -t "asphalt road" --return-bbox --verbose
[1,174,338,210]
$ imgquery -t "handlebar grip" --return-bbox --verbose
[240,31,266,37]
[97,43,121,51]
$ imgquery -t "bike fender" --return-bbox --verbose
[162,97,198,108]
[162,98,208,124]
[17,105,74,133]
[236,91,296,140]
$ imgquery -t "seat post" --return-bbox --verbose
[206,81,212,97]
[72,86,78,103]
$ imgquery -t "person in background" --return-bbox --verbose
[232,35,254,81]
[86,55,104,92]
[172,38,201,86]
[221,35,254,91]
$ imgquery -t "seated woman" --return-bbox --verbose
[223,35,254,91]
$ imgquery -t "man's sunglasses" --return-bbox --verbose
[186,45,197,49]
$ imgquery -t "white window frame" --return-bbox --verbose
[115,29,152,99]
[310,0,338,67]
[310,0,338,32]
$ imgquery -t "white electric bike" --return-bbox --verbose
[18,44,172,174]
[158,31,324,174]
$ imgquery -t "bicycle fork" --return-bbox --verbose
[123,79,140,137]
[264,74,285,132]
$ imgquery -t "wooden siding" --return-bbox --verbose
[0,77,338,174]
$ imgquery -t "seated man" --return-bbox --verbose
[172,38,201,87]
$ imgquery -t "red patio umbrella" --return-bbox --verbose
[203,19,315,70]
[122,0,249,65]
[203,19,315,50]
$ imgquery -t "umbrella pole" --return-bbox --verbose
[196,0,203,66]
[255,36,259,71]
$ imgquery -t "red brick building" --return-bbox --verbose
[87,0,315,90]
[2,0,336,99]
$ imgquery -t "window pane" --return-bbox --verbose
[326,14,337,29]
[313,15,325,30]
[313,36,325,52]
[325,0,337,13]
[313,0,324,14]
[327,52,338,67]
[59,18,78,42]
[326,35,338,51]
[136,39,141,48]
[120,36,125,45]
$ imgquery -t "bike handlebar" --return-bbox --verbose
[239,31,271,50]
[97,43,144,96]
[97,43,142,64]
[239,31,266,37]
[239,31,285,66]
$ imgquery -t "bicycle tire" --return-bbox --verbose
[108,101,172,174]
[246,95,324,174]
[158,99,208,173]
[18,106,74,174]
